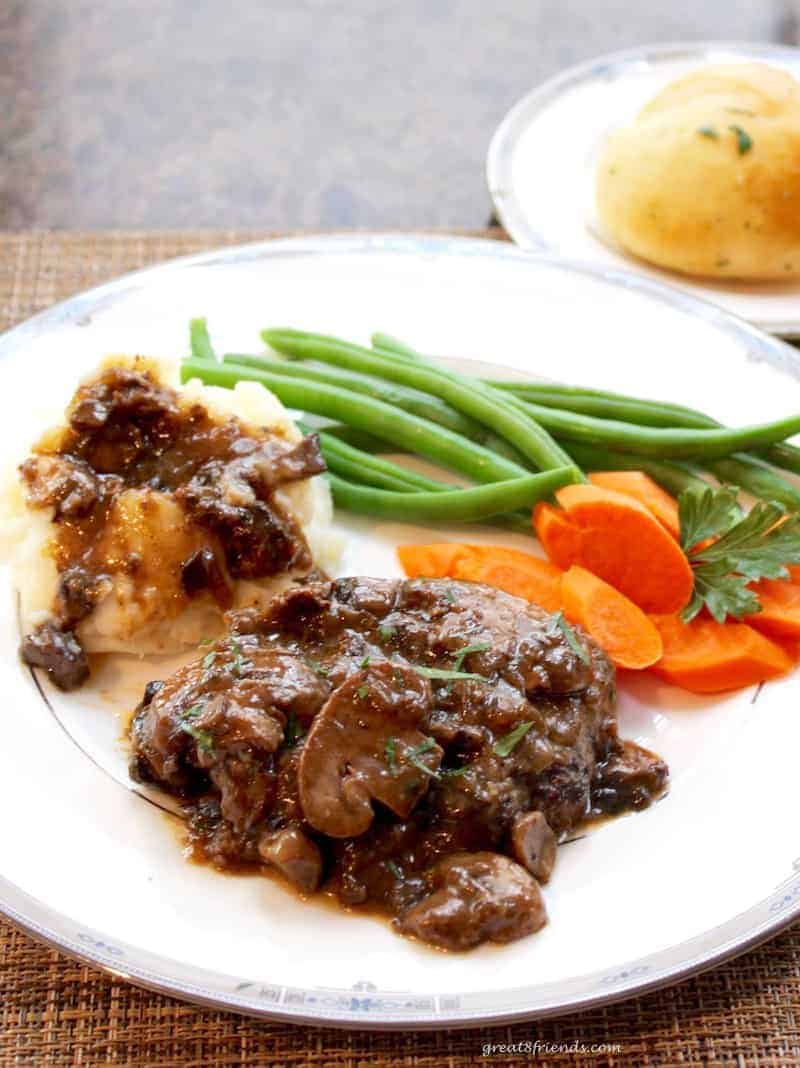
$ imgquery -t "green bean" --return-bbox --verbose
[370,332,422,361]
[487,380,714,428]
[325,467,579,523]
[313,429,533,535]
[313,424,392,452]
[324,450,418,492]
[759,442,800,477]
[371,339,713,430]
[509,396,800,461]
[703,453,800,511]
[299,421,391,460]
[261,329,574,472]
[362,329,800,475]
[316,430,455,493]
[488,377,800,474]
[182,357,527,484]
[225,351,526,465]
[224,352,490,443]
[559,435,800,508]
[557,441,709,498]
[299,421,389,456]
[372,333,573,466]
[189,317,216,361]
[371,336,715,429]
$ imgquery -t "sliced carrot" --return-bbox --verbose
[533,502,582,569]
[746,577,800,641]
[776,638,800,664]
[588,471,680,538]
[561,565,662,669]
[453,548,563,613]
[553,484,694,614]
[650,613,792,694]
[788,565,800,584]
[397,542,564,611]
[396,543,470,579]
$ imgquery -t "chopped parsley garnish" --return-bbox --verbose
[178,708,215,754]
[405,737,440,780]
[386,860,403,880]
[441,764,469,779]
[356,684,370,700]
[307,658,329,677]
[202,651,217,671]
[452,642,491,672]
[229,640,250,678]
[442,587,457,604]
[378,624,396,642]
[493,721,533,758]
[284,711,304,748]
[385,736,398,772]
[386,735,442,780]
[407,737,437,758]
[359,655,371,669]
[698,125,718,139]
[679,486,800,622]
[729,124,753,155]
[414,666,485,682]
[550,611,590,665]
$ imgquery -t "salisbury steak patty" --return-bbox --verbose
[129,577,668,950]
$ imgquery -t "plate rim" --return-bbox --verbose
[486,39,800,336]
[2,230,800,1029]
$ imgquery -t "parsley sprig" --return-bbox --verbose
[229,639,251,678]
[404,737,440,779]
[549,611,590,665]
[493,721,533,758]
[178,704,215,753]
[679,485,800,622]
[413,666,485,682]
[384,734,458,781]
[452,641,491,671]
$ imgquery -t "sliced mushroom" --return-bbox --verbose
[258,826,322,894]
[510,810,557,883]
[592,740,669,815]
[396,852,547,951]
[297,660,440,838]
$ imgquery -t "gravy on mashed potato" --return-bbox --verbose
[3,358,337,689]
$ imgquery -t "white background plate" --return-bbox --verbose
[2,234,800,1029]
[487,41,800,337]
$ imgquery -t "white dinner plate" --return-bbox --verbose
[2,234,800,1030]
[487,41,800,337]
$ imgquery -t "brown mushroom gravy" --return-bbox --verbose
[129,577,668,951]
[17,362,325,689]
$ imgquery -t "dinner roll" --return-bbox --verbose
[596,64,800,280]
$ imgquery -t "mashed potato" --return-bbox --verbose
[596,63,800,280]
[0,356,342,661]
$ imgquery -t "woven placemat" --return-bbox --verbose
[1,230,799,1067]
